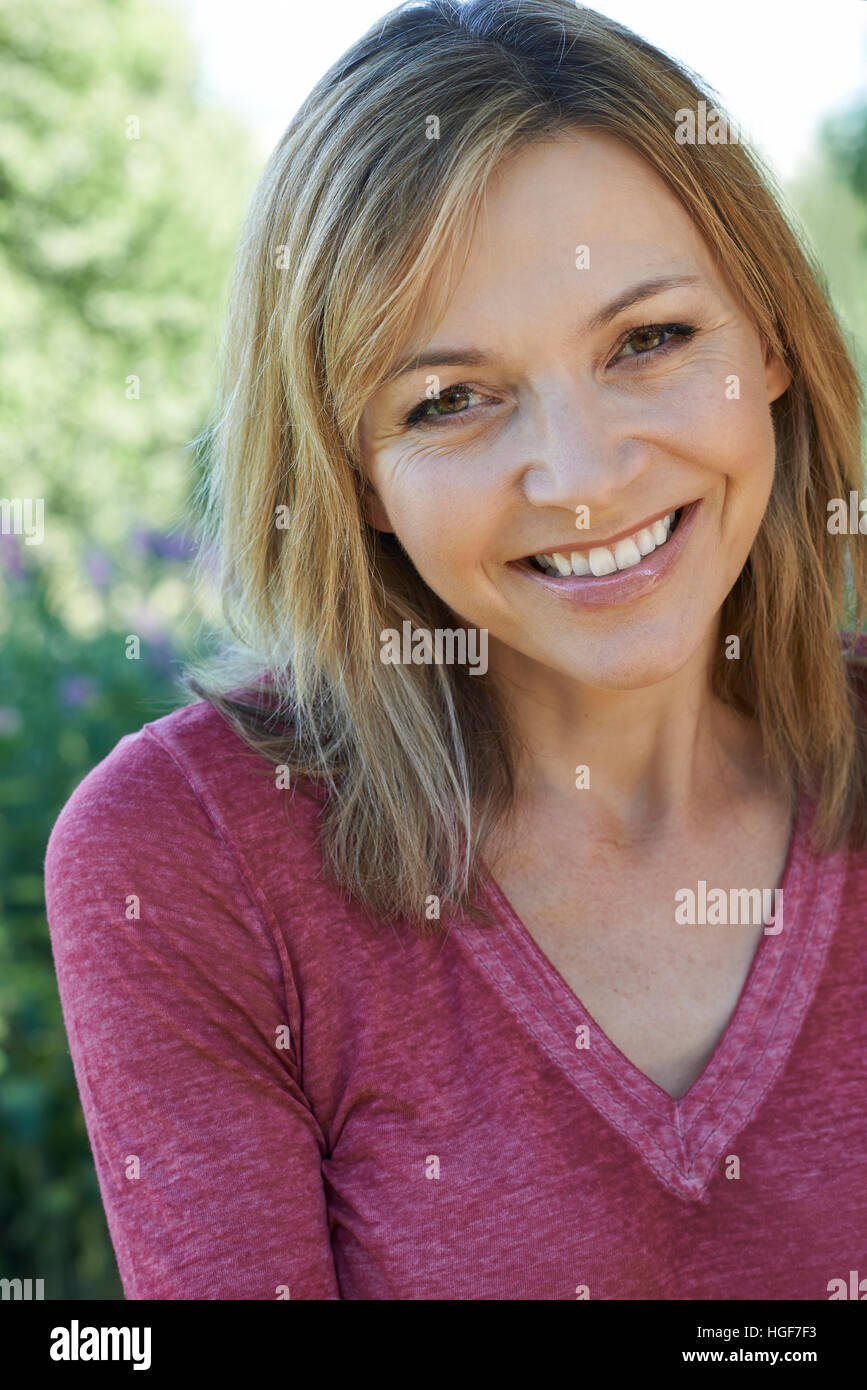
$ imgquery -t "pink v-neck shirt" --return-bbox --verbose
[44,699,867,1300]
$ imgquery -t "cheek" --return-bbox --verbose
[712,391,777,540]
[668,369,777,583]
[656,360,777,492]
[378,449,494,576]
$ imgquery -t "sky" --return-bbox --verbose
[174,0,867,182]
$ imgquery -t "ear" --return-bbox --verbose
[763,344,792,404]
[361,478,394,533]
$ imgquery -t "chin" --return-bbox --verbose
[555,628,705,691]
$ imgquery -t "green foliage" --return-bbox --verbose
[0,548,190,1299]
[0,0,259,1298]
[787,136,867,390]
[0,0,260,635]
[822,105,867,209]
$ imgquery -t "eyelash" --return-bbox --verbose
[401,322,697,429]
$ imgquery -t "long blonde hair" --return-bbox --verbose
[188,0,867,931]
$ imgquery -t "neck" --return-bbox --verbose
[487,628,770,846]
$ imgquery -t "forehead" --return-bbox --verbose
[434,132,716,325]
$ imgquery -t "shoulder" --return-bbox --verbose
[44,699,326,925]
[43,705,233,943]
[45,702,237,866]
[43,701,319,1048]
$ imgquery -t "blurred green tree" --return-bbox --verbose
[787,107,867,390]
[0,0,260,1298]
[0,0,261,637]
[823,101,867,207]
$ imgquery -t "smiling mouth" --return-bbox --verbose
[519,504,689,577]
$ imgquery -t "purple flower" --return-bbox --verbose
[59,676,97,708]
[84,549,113,589]
[149,638,178,677]
[122,606,178,674]
[129,526,195,562]
[0,532,24,578]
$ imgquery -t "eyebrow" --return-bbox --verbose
[388,273,705,381]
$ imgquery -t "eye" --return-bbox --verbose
[613,322,695,362]
[400,322,696,430]
[402,384,492,429]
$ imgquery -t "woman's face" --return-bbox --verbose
[358,132,791,692]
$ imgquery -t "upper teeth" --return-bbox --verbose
[534,512,677,576]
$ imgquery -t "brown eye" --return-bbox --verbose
[430,386,472,415]
[615,323,695,361]
[627,327,665,352]
[404,384,485,428]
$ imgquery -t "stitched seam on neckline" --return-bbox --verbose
[459,910,699,1196]
[679,791,809,1137]
[482,875,673,1122]
[689,863,843,1170]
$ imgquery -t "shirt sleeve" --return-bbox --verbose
[44,725,339,1300]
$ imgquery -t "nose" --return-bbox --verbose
[516,378,652,514]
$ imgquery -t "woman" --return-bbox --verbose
[45,0,867,1300]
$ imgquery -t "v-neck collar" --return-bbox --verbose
[458,789,846,1201]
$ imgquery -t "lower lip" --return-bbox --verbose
[510,499,702,610]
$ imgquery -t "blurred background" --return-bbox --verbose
[1,0,866,1299]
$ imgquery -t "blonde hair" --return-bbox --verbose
[188,0,867,931]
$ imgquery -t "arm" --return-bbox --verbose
[44,725,339,1300]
